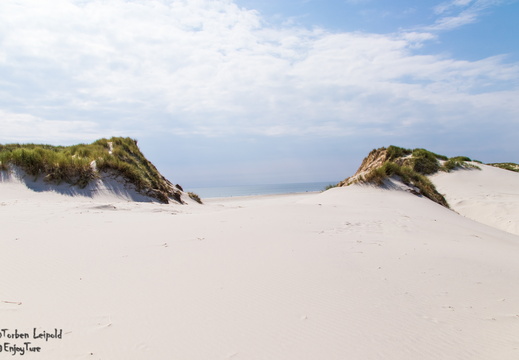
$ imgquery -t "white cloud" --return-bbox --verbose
[429,0,506,31]
[435,0,475,14]
[0,0,517,143]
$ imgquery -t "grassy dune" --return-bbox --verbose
[0,137,181,203]
[340,146,481,208]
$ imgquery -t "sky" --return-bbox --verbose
[0,0,518,187]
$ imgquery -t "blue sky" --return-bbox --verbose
[0,0,518,187]
[238,0,519,61]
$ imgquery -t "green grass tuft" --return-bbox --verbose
[386,146,412,161]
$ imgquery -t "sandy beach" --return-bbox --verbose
[1,164,518,359]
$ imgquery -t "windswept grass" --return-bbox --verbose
[0,137,182,203]
[0,146,96,187]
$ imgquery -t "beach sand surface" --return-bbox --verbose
[1,165,518,359]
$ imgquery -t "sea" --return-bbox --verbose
[188,181,338,199]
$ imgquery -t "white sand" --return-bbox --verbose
[1,167,518,359]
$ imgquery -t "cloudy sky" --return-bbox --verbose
[1,0,518,187]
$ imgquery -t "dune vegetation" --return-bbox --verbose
[188,192,203,204]
[0,137,182,203]
[487,162,519,173]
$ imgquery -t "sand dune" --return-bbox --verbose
[1,166,518,359]
[0,165,198,205]
[431,163,519,236]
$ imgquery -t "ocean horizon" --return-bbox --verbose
[187,181,338,199]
